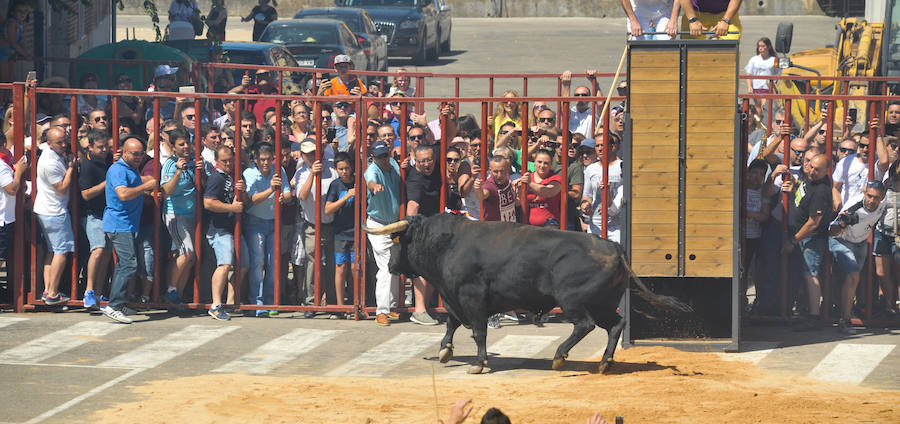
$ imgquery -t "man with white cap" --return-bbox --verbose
[317,54,367,98]
[145,64,179,121]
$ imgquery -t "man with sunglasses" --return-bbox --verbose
[833,130,889,211]
[318,55,368,99]
[561,70,600,138]
[581,133,624,241]
[536,109,557,131]
[332,101,356,153]
[88,109,110,135]
[836,139,858,161]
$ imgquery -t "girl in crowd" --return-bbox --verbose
[744,37,778,112]
[493,90,521,140]
[242,0,278,42]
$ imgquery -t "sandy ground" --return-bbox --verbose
[92,346,899,424]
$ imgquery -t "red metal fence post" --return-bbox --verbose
[193,98,203,305]
[12,83,24,311]
[152,98,162,303]
[273,100,283,308]
[780,98,792,319]
[313,100,322,308]
[68,95,79,301]
[233,99,243,309]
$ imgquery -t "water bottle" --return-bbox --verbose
[647,20,656,40]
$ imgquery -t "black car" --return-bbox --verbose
[335,0,450,65]
[259,19,369,73]
[293,8,389,72]
[163,40,307,94]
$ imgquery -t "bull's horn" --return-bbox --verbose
[361,220,409,235]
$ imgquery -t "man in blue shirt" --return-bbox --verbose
[363,141,401,326]
[243,142,292,316]
[160,128,204,306]
[102,138,158,324]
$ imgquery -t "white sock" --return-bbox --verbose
[167,286,176,293]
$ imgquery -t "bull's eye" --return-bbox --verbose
[392,236,400,243]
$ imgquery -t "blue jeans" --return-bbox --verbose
[107,232,138,310]
[829,237,867,274]
[244,215,275,306]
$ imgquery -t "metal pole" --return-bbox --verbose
[520,102,530,224]
[822,100,835,322]
[479,102,488,220]
[560,100,569,230]
[152,98,162,302]
[233,99,243,309]
[273,100,282,307]
[192,98,202,305]
[439,112,447,211]
[12,83,24,311]
[68,95,78,300]
[865,100,878,321]
[780,98,792,319]
[313,101,322,308]
[28,84,37,304]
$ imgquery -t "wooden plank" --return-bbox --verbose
[632,132,678,145]
[632,210,677,224]
[629,68,680,81]
[686,80,736,94]
[686,106,735,115]
[634,145,679,157]
[685,184,735,198]
[633,119,679,133]
[686,236,732,250]
[685,132,736,145]
[630,81,680,95]
[632,223,679,237]
[631,184,678,197]
[632,262,679,277]
[686,92,735,107]
[685,224,731,236]
[632,197,679,212]
[685,118,735,133]
[631,93,679,107]
[684,249,734,264]
[632,249,678,264]
[684,262,732,277]
[633,172,679,185]
[686,146,735,160]
[632,236,679,250]
[685,160,736,172]
[685,173,732,185]
[685,211,733,224]
[630,50,680,68]
[633,159,678,173]
[630,108,679,121]
[685,65,735,79]
[683,198,734,211]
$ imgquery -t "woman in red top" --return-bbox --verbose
[524,149,562,227]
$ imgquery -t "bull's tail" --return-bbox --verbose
[622,254,693,313]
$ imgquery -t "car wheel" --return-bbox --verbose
[426,32,439,61]
[413,33,427,65]
[441,31,451,53]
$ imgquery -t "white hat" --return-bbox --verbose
[334,54,352,65]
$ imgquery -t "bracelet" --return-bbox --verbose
[721,17,731,24]
[688,16,698,23]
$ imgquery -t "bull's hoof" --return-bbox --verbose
[467,364,484,374]
[439,347,453,363]
[551,357,566,370]
[597,360,612,374]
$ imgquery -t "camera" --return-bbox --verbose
[326,127,337,143]
[473,154,480,166]
[838,211,859,227]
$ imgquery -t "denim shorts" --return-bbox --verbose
[164,214,195,255]
[81,214,108,251]
[799,236,826,277]
[334,238,355,265]
[829,237,868,274]
[206,227,249,269]
[36,213,75,255]
[873,230,900,260]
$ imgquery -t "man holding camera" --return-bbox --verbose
[318,55,367,98]
[829,181,886,333]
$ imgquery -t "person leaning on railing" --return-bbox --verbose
[0,128,28,268]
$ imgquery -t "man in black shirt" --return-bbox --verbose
[784,154,833,329]
[79,129,112,309]
[203,146,248,321]
[406,144,441,325]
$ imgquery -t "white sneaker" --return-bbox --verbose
[101,306,133,324]
[488,314,501,329]
[501,313,520,322]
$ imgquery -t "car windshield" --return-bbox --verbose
[299,14,361,33]
[262,26,338,44]
[345,0,417,7]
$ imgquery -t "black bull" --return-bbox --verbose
[363,213,692,374]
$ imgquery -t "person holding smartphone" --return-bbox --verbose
[317,55,367,98]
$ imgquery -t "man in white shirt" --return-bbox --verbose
[560,70,601,138]
[581,134,625,242]
[33,127,76,305]
[294,139,338,315]
[621,0,679,40]
[832,133,889,210]
[0,138,27,264]
[200,125,221,174]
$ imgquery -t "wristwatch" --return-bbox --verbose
[720,17,731,24]
[688,16,698,23]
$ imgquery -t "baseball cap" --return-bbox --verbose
[300,138,316,153]
[580,137,596,149]
[36,113,51,124]
[371,141,390,157]
[334,55,353,66]
[154,64,179,78]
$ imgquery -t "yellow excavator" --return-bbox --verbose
[772,0,899,128]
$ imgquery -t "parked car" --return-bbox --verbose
[259,19,369,73]
[335,0,450,65]
[293,7,389,72]
[432,0,452,53]
[163,40,308,94]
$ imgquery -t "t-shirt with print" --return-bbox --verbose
[326,178,355,240]
[406,166,442,217]
[161,157,197,217]
[78,156,108,218]
[203,167,236,232]
[482,177,516,222]
[833,153,885,208]
[789,177,832,237]
[34,148,69,216]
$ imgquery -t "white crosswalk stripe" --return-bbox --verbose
[450,335,559,376]
[0,321,122,364]
[808,343,896,384]
[213,328,344,374]
[0,316,27,330]
[99,325,238,369]
[717,341,780,364]
[327,332,443,377]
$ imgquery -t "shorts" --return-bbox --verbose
[36,212,75,255]
[81,214,109,251]
[164,214,195,255]
[873,230,900,260]
[829,237,868,274]
[798,236,826,277]
[334,238,355,265]
[206,227,250,269]
[0,222,12,259]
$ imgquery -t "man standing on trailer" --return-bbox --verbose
[680,0,742,40]
[621,0,680,39]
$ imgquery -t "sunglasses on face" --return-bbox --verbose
[94,116,108,122]
[533,105,549,111]
[408,134,424,140]
[817,129,826,135]
[890,144,900,150]
[839,147,856,154]
[390,102,401,107]
[791,148,806,155]
[775,119,784,125]
[859,143,870,149]
[574,93,590,97]
[538,117,555,123]
[446,157,460,163]
[335,102,351,109]
[185,114,195,120]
